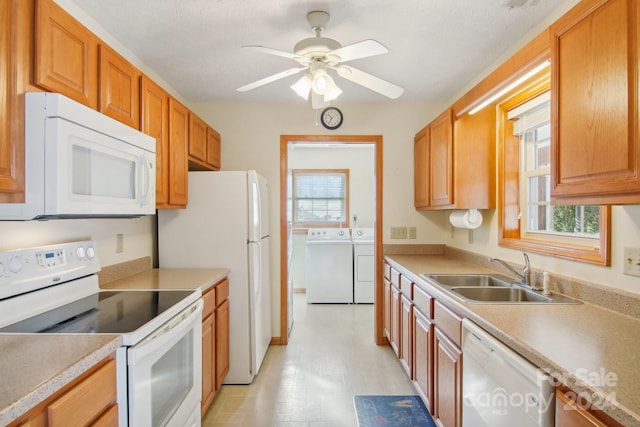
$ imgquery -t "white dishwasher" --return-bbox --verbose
[462,319,555,427]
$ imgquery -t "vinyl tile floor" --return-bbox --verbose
[201,293,416,426]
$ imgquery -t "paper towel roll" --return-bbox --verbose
[449,209,483,229]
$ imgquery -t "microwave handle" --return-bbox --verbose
[139,155,152,207]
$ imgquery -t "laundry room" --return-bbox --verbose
[287,142,376,304]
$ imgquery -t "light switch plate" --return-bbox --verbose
[623,247,640,277]
[116,233,124,254]
[408,227,417,239]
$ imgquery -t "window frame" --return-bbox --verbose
[497,74,611,266]
[291,168,350,229]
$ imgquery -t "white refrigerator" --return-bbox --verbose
[158,170,271,384]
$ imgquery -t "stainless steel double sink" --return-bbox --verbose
[421,273,580,304]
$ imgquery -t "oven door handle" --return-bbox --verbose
[128,300,203,365]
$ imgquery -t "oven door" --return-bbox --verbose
[125,299,203,427]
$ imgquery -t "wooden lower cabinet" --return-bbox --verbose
[390,284,401,357]
[434,327,462,427]
[555,388,623,427]
[201,278,230,415]
[399,293,413,378]
[413,307,434,414]
[8,356,118,427]
[383,277,391,340]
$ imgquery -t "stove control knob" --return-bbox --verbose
[8,256,22,274]
[76,247,86,260]
[86,247,96,260]
[0,262,4,277]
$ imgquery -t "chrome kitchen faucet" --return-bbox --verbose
[488,252,541,291]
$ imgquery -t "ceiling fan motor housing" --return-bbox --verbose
[294,37,341,58]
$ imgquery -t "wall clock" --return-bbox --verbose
[321,107,343,130]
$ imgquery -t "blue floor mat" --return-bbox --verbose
[353,395,436,427]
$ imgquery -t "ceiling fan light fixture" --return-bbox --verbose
[311,69,333,95]
[324,83,342,102]
[291,74,312,100]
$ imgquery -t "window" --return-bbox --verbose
[498,74,610,265]
[291,169,349,227]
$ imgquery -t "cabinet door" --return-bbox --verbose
[0,0,30,202]
[551,0,640,204]
[141,76,170,207]
[414,126,430,209]
[207,127,221,170]
[201,313,215,415]
[168,98,189,207]
[383,278,391,340]
[35,0,99,109]
[215,298,230,389]
[400,294,413,378]
[453,107,496,209]
[390,285,401,357]
[99,44,140,129]
[429,109,454,208]
[555,388,623,427]
[189,113,208,162]
[413,308,434,414]
[434,327,462,427]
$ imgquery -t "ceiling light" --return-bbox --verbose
[468,60,550,115]
[291,75,312,100]
[311,69,334,95]
[324,84,342,102]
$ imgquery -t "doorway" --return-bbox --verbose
[279,135,385,345]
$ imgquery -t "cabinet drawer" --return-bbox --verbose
[400,275,413,298]
[390,267,401,287]
[47,359,117,426]
[413,285,433,319]
[215,278,229,306]
[434,301,462,347]
[202,286,216,319]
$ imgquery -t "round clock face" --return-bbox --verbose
[321,107,343,130]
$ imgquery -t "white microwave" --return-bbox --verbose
[0,92,156,220]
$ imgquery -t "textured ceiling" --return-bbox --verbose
[70,0,571,104]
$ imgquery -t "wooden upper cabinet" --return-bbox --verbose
[99,44,140,129]
[429,109,454,208]
[207,127,221,171]
[551,0,640,204]
[35,0,99,109]
[188,113,221,171]
[188,113,208,162]
[168,98,189,207]
[141,75,170,207]
[0,0,31,203]
[453,106,496,209]
[414,126,429,209]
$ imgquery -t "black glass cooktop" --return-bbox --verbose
[0,290,195,334]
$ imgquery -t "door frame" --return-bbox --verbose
[278,135,385,345]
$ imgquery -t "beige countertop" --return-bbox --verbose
[0,334,121,426]
[386,254,640,427]
[100,268,229,292]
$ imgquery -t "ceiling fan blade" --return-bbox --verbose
[328,39,388,63]
[237,67,308,92]
[333,65,404,99]
[242,45,309,63]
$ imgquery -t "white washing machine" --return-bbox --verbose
[352,228,375,303]
[306,228,353,303]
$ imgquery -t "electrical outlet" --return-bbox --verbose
[391,226,407,239]
[623,247,640,277]
[408,227,417,239]
[116,233,124,254]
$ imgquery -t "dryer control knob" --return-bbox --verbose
[76,247,86,260]
[8,256,22,274]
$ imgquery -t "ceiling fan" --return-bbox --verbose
[236,11,404,108]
